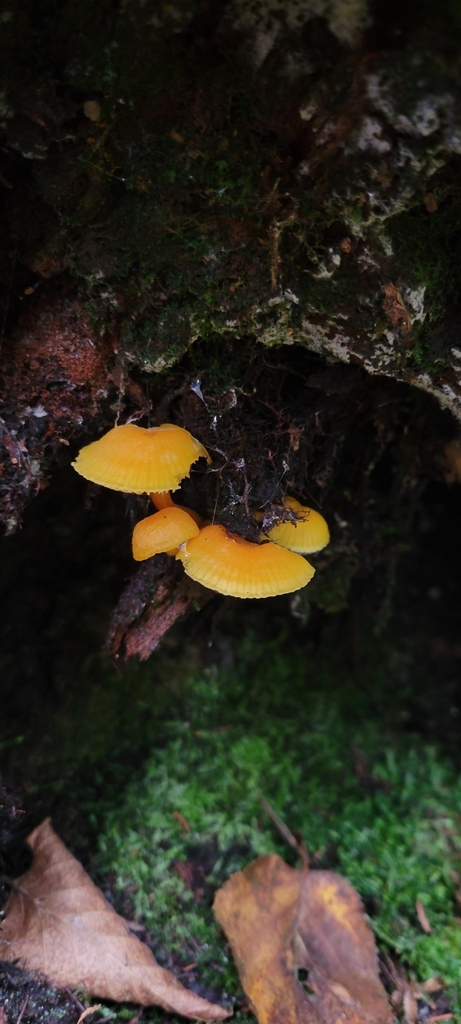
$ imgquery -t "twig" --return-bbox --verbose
[259,796,309,869]
[16,995,28,1024]
[126,1011,143,1024]
[76,1007,102,1024]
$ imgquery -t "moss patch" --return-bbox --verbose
[2,486,461,1021]
[87,630,461,1022]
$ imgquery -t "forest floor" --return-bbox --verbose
[1,471,461,1024]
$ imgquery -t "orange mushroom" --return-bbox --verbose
[176,523,314,598]
[72,423,210,494]
[150,490,202,527]
[132,506,200,561]
[265,497,330,554]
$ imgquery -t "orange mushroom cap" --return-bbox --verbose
[176,523,315,598]
[150,491,202,527]
[266,497,330,554]
[132,506,200,561]
[72,423,210,494]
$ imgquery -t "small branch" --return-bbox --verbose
[259,796,309,869]
[16,995,29,1024]
[76,1007,102,1024]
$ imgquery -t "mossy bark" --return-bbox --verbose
[1,0,461,643]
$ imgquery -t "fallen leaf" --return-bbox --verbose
[173,810,191,833]
[83,100,101,122]
[416,900,432,934]
[175,861,196,889]
[382,282,412,335]
[423,193,438,213]
[0,819,229,1020]
[384,957,442,1024]
[442,440,461,484]
[214,853,391,1024]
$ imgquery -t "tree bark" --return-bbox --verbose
[1,1,461,648]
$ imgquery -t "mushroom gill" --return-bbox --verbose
[176,523,315,598]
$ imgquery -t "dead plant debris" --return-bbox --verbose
[214,852,392,1024]
[106,553,214,661]
[0,960,84,1024]
[383,957,443,1024]
[382,282,412,335]
[0,819,229,1020]
[415,900,432,935]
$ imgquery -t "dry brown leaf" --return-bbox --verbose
[385,957,442,1024]
[442,440,461,485]
[382,282,412,335]
[214,853,391,1024]
[0,819,229,1020]
[423,193,438,213]
[416,900,432,935]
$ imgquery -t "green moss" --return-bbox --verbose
[5,0,461,388]
[69,632,461,1022]
[388,172,461,371]
[304,553,355,614]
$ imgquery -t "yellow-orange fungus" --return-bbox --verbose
[72,423,210,494]
[132,506,200,561]
[176,523,315,598]
[266,497,330,554]
[150,490,202,526]
[150,491,175,509]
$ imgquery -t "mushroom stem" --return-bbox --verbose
[150,491,174,509]
[150,490,202,527]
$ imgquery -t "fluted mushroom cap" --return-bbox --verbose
[132,506,200,561]
[150,491,202,526]
[176,523,314,598]
[72,423,210,494]
[266,497,330,554]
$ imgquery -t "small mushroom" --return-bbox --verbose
[150,490,202,526]
[72,423,210,494]
[132,506,200,561]
[266,497,330,554]
[176,523,315,598]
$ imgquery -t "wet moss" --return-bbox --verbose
[387,168,461,372]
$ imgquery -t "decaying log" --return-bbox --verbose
[107,555,213,661]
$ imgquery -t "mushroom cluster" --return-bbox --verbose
[73,423,329,600]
